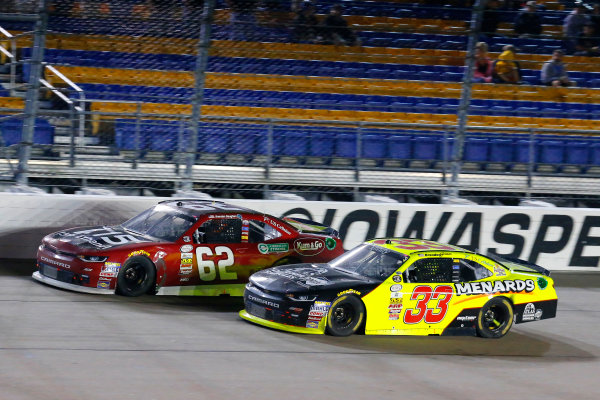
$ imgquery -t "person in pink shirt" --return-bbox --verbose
[473,42,493,83]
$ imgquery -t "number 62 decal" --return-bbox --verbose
[196,246,237,281]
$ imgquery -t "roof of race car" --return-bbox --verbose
[367,238,471,255]
[158,200,257,216]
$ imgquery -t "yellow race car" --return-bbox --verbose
[240,238,558,338]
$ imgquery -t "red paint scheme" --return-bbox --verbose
[34,200,343,295]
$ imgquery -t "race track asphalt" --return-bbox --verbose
[1,260,599,400]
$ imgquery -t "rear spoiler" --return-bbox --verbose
[486,253,551,276]
[282,217,339,238]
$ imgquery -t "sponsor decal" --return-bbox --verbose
[390,292,402,299]
[56,227,145,250]
[181,258,193,264]
[522,303,536,321]
[389,313,400,320]
[97,280,111,289]
[127,250,150,258]
[258,243,290,254]
[325,237,337,251]
[455,279,535,296]
[265,267,330,288]
[181,252,193,259]
[390,284,403,292]
[100,262,121,278]
[83,268,93,272]
[294,238,325,256]
[494,265,507,277]
[392,275,402,283]
[538,277,548,290]
[243,220,249,226]
[306,321,319,329]
[180,277,190,282]
[248,294,280,308]
[456,316,477,322]
[264,216,292,235]
[242,226,249,232]
[535,309,543,320]
[388,301,403,320]
[389,297,402,303]
[180,245,193,253]
[208,214,240,219]
[183,236,191,243]
[179,265,193,275]
[337,289,361,297]
[40,256,71,269]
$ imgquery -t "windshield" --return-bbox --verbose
[329,244,408,281]
[121,205,197,242]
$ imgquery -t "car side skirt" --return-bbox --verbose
[32,271,115,295]
[156,284,247,296]
[239,310,327,334]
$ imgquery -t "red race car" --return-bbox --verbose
[33,200,343,296]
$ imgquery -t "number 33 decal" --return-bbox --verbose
[404,285,453,324]
[196,246,238,281]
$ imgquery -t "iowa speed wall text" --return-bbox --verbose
[1,193,599,271]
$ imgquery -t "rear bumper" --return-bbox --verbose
[239,309,326,334]
[32,271,114,295]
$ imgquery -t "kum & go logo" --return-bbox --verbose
[294,238,325,256]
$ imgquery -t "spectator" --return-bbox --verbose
[493,44,521,84]
[541,49,575,86]
[226,0,258,41]
[481,0,501,37]
[575,23,600,56]
[322,4,360,46]
[292,2,321,43]
[563,4,589,53]
[473,42,493,83]
[514,1,543,37]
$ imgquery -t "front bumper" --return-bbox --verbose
[32,271,114,295]
[239,310,326,334]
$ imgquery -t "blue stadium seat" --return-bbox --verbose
[310,132,335,157]
[565,141,589,165]
[488,138,513,163]
[463,137,489,162]
[538,140,564,165]
[362,134,386,160]
[412,136,439,160]
[335,133,357,158]
[387,134,411,160]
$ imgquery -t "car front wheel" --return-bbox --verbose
[476,297,514,338]
[116,256,156,297]
[326,295,365,336]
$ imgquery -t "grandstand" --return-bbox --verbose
[1,0,600,204]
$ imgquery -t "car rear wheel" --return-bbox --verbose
[476,297,514,338]
[326,295,365,337]
[116,256,156,297]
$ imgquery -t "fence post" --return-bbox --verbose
[527,127,535,199]
[16,0,48,185]
[133,102,141,169]
[69,104,76,168]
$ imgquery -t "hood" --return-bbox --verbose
[250,263,374,294]
[46,225,156,251]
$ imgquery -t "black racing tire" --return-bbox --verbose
[326,295,365,337]
[116,256,156,297]
[476,297,514,339]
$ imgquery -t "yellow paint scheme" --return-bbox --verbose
[361,242,557,336]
